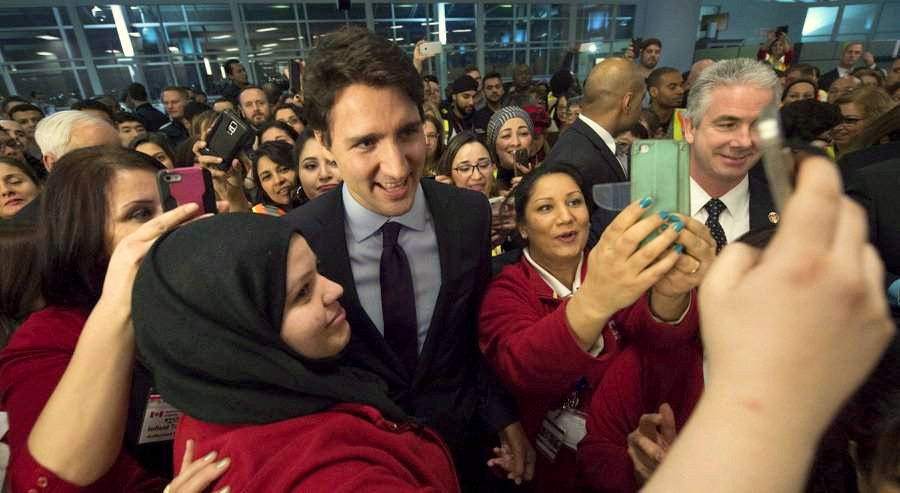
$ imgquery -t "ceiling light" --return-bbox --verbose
[255,27,278,32]
[420,21,439,26]
[390,37,404,42]
[36,35,60,41]
[225,47,239,52]
[272,4,290,8]
[168,46,180,53]
[129,32,141,37]
[452,29,472,33]
[390,25,403,29]
[212,34,232,40]
[279,37,296,41]
[37,51,54,56]
[262,43,279,47]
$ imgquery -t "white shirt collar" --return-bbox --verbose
[690,175,750,219]
[578,114,617,156]
[523,248,583,299]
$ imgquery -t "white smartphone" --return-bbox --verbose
[420,41,442,57]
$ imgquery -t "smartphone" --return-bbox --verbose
[629,139,691,243]
[157,168,217,214]
[288,59,303,94]
[201,109,254,171]
[513,148,530,177]
[489,196,505,217]
[419,41,442,57]
[755,104,793,212]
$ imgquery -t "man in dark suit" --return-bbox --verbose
[818,41,877,91]
[845,158,900,321]
[124,83,168,132]
[543,58,645,207]
[285,27,529,491]
[681,58,780,251]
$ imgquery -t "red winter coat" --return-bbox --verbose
[578,332,704,492]
[174,403,460,492]
[478,254,699,492]
[0,306,166,493]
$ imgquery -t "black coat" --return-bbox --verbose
[543,117,627,205]
[818,68,841,92]
[838,141,900,186]
[285,179,518,486]
[846,158,900,294]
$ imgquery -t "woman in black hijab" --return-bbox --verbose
[133,213,460,492]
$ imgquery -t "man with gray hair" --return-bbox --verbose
[35,110,120,172]
[682,58,777,253]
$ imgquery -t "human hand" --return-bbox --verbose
[627,403,676,485]
[509,176,523,190]
[490,206,516,249]
[101,203,202,305]
[434,174,452,185]
[165,439,230,493]
[488,422,535,485]
[699,157,894,433]
[414,40,437,63]
[650,215,716,318]
[573,198,682,323]
[193,139,250,212]
[623,44,635,60]
[862,51,875,67]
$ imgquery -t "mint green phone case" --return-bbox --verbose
[629,139,691,243]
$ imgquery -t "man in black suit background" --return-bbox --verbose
[285,27,529,491]
[682,58,778,251]
[543,58,645,206]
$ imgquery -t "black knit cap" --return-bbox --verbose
[452,74,479,95]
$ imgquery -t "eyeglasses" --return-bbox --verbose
[453,159,492,176]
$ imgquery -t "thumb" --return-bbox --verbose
[700,242,761,302]
[658,403,677,448]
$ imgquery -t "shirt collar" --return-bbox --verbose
[690,175,750,218]
[522,248,584,299]
[578,114,617,156]
[343,182,427,242]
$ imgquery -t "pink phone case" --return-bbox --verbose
[157,168,217,214]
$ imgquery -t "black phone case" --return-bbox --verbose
[289,60,302,94]
[157,168,217,214]
[201,109,253,171]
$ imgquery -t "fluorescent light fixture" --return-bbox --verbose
[262,43,279,47]
[203,57,212,75]
[420,21,440,26]
[272,4,290,8]
[500,4,513,7]
[279,37,296,41]
[168,46,180,53]
[452,29,472,33]
[390,25,403,29]
[255,27,278,32]
[219,65,226,78]
[212,34,232,40]
[225,47,239,52]
[437,3,447,44]
[111,5,135,57]
[36,51,54,56]
[36,35,60,41]
[390,37,404,42]
[117,57,133,62]
[129,32,141,37]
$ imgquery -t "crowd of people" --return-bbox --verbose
[0,22,897,493]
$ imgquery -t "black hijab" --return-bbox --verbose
[132,213,407,424]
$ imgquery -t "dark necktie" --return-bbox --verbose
[380,222,418,374]
[704,198,728,254]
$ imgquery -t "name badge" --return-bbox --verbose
[138,394,182,444]
[535,408,589,462]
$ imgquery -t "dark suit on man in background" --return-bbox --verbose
[286,179,518,489]
[543,116,627,208]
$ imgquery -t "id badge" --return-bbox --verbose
[536,411,566,462]
[554,408,588,450]
[137,394,182,444]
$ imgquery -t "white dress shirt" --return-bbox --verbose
[578,114,629,178]
[690,176,751,245]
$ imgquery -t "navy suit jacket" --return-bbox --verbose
[284,179,518,480]
[543,117,626,205]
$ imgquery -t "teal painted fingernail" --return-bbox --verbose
[639,196,653,208]
[658,210,670,220]
[674,244,684,254]
[659,223,668,232]
[673,221,685,233]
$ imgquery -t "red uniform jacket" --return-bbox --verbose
[174,403,460,492]
[478,254,699,492]
[0,306,165,493]
[578,333,704,492]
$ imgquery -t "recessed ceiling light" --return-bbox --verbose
[452,29,472,33]
[36,35,60,41]
[225,47,239,52]
[255,27,278,32]
[212,34,232,40]
[390,25,403,29]
[279,37,296,41]
[262,43,278,47]
[36,51,54,56]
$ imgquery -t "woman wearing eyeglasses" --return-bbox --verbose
[833,86,897,157]
[435,131,495,198]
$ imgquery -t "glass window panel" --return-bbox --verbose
[392,4,429,19]
[242,4,297,22]
[184,5,231,23]
[531,20,550,42]
[306,4,343,20]
[802,7,838,38]
[373,3,393,19]
[531,47,549,75]
[159,5,185,23]
[877,4,900,33]
[548,45,567,75]
[77,5,114,25]
[447,20,476,44]
[578,5,613,40]
[347,4,366,19]
[125,5,162,24]
[447,45,477,78]
[531,4,568,19]
[84,27,124,57]
[485,4,514,18]
[98,66,134,95]
[142,65,173,99]
[515,50,526,66]
[172,63,203,90]
[486,20,514,46]
[245,23,301,52]
[615,5,636,40]
[486,50,514,77]
[1,29,81,62]
[838,4,878,34]
[515,20,528,44]
[446,4,475,18]
[12,69,81,107]
[550,20,567,42]
[183,26,237,54]
[376,21,427,43]
[0,7,60,27]
[308,22,349,42]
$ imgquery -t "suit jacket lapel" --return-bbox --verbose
[748,177,777,231]
[573,119,627,182]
